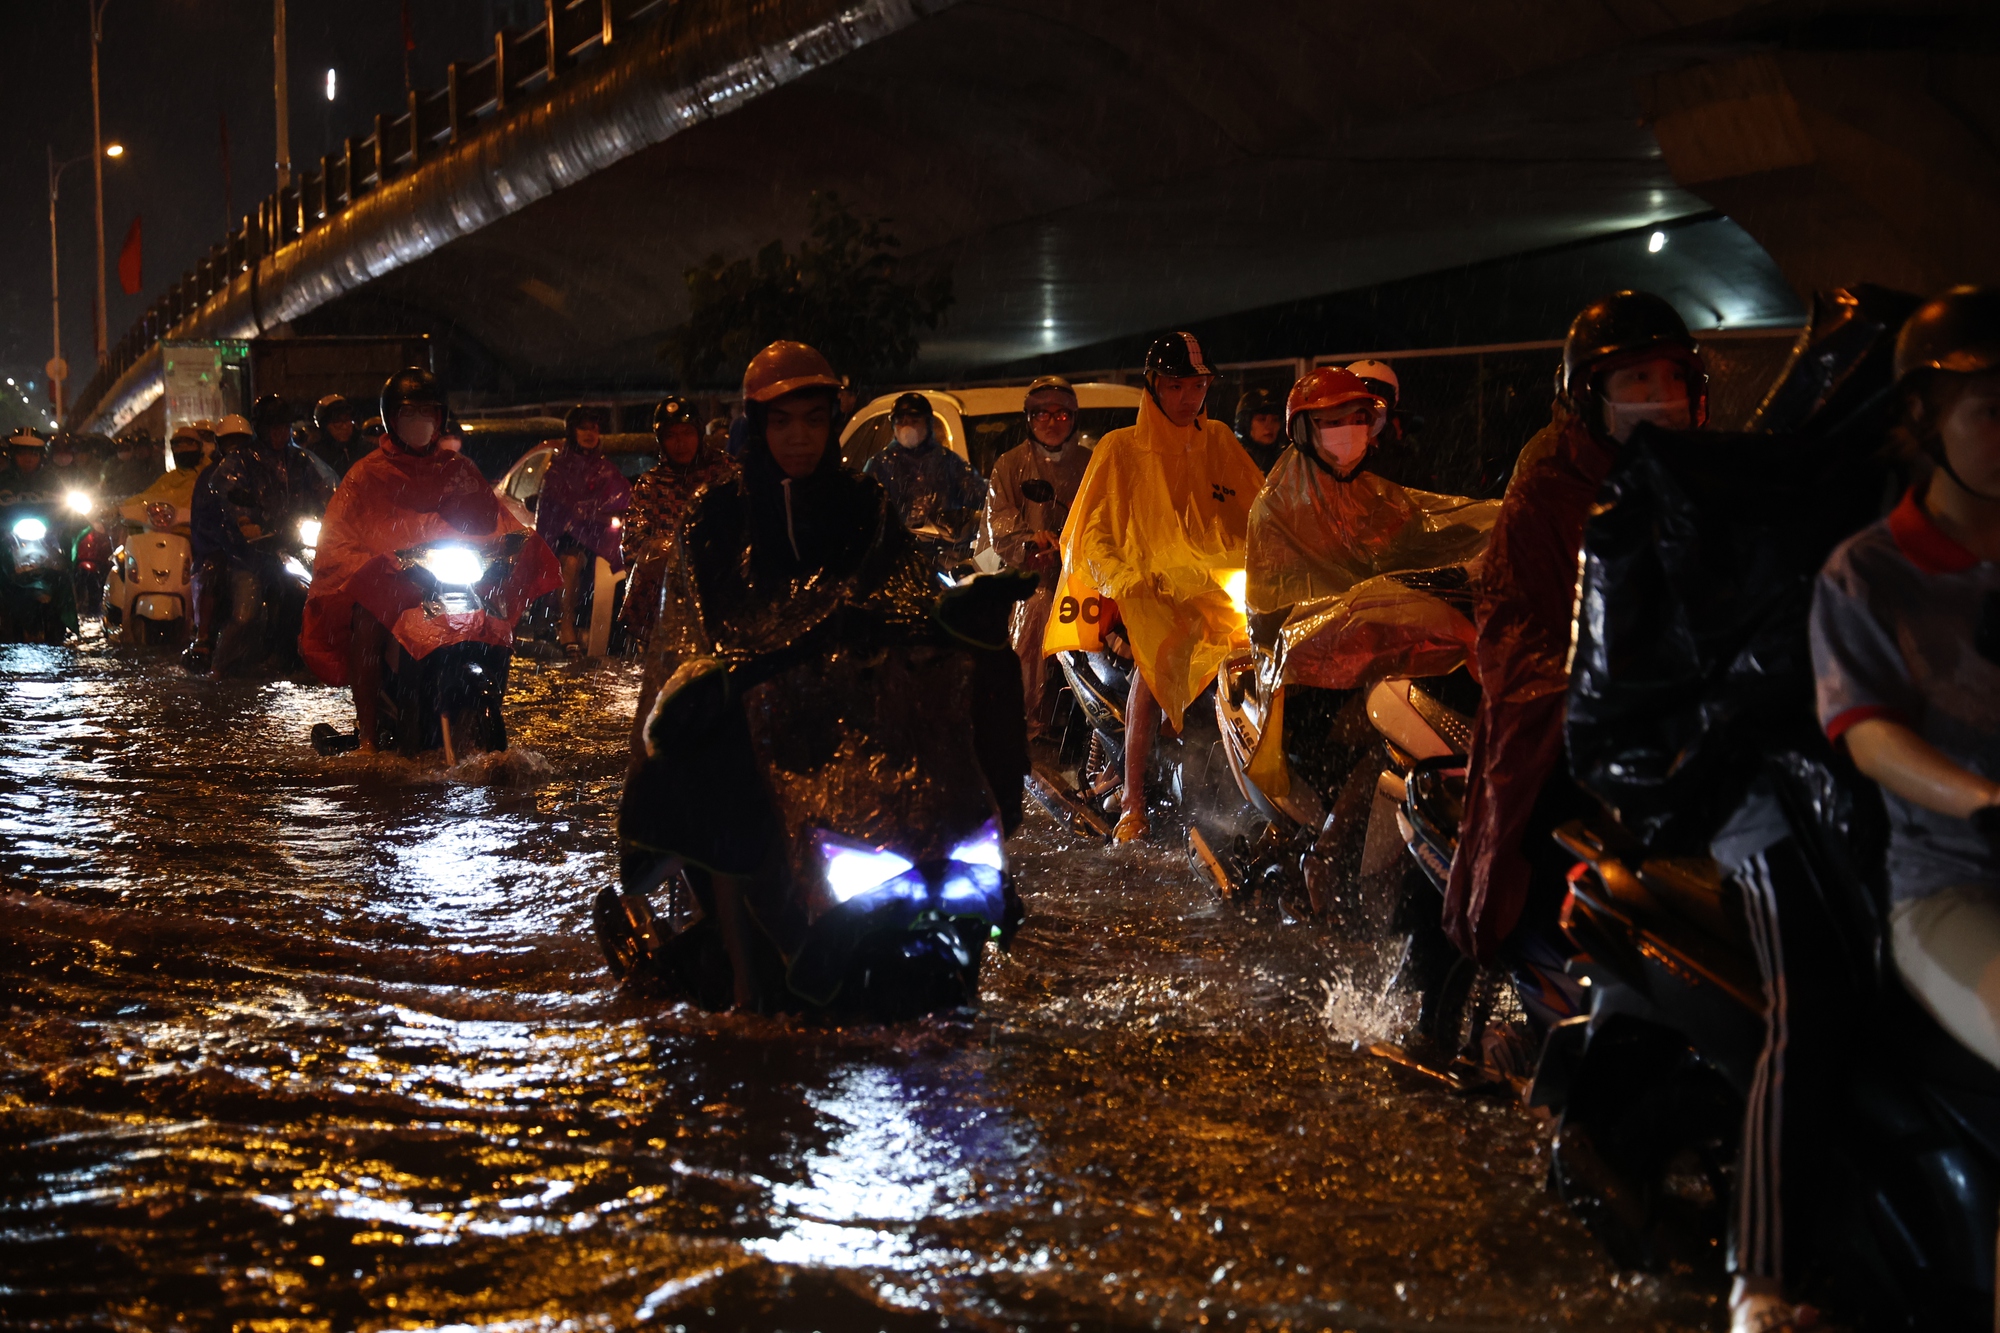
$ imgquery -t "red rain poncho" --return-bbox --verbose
[1444,404,1614,963]
[1043,392,1265,729]
[535,444,632,570]
[301,440,559,687]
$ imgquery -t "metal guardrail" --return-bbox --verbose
[69,0,671,430]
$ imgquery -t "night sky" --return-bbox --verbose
[3,0,545,432]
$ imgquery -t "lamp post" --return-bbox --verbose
[274,0,291,192]
[88,0,114,365]
[47,146,95,422]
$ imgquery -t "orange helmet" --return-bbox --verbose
[1284,367,1385,447]
[742,340,842,404]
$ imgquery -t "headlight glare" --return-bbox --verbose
[64,490,94,515]
[297,517,321,547]
[422,545,487,586]
[816,834,915,905]
[12,517,48,541]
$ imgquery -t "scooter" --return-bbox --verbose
[103,502,195,648]
[373,533,524,760]
[598,585,1029,1019]
[1537,771,2000,1329]
[0,501,80,643]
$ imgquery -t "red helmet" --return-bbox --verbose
[742,341,842,404]
[1285,368,1385,447]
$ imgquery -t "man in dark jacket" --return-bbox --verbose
[863,392,987,567]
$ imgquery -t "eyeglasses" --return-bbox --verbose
[1027,409,1074,424]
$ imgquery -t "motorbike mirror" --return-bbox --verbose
[1020,479,1056,504]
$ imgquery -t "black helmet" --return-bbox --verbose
[890,392,933,421]
[1145,331,1215,380]
[1895,286,2000,386]
[251,393,291,436]
[313,392,353,430]
[1234,386,1283,435]
[652,396,697,432]
[379,368,446,451]
[1560,292,1699,398]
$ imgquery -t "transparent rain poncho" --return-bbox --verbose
[1041,392,1265,729]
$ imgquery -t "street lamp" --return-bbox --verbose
[48,140,124,422]
[88,0,114,364]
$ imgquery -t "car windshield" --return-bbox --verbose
[962,407,1137,475]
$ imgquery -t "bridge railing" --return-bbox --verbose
[73,0,671,430]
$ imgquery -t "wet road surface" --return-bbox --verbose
[1,641,1720,1330]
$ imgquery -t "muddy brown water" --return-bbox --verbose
[0,641,1718,1331]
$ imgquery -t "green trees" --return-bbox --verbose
[660,192,953,390]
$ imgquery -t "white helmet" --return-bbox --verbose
[1346,361,1400,437]
[215,413,253,440]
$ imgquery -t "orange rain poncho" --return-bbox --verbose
[1042,391,1265,729]
[1246,451,1499,690]
[301,441,559,686]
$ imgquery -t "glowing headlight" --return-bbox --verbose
[947,820,1005,871]
[64,490,94,515]
[12,517,48,542]
[421,545,487,586]
[282,555,311,582]
[1218,567,1248,618]
[297,517,321,547]
[817,835,915,904]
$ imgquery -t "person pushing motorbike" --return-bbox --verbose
[620,395,736,650]
[536,404,632,658]
[1444,291,1708,963]
[983,376,1092,738]
[301,368,558,751]
[1047,332,1266,843]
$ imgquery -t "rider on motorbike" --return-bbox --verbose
[118,426,208,534]
[983,376,1092,738]
[311,394,368,476]
[1046,331,1266,843]
[190,410,297,678]
[1,429,48,499]
[1243,367,1498,810]
[1234,386,1287,475]
[863,393,987,568]
[535,404,632,658]
[620,395,736,650]
[621,340,1029,1009]
[301,368,558,750]
[1445,291,1707,962]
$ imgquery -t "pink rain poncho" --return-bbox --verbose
[535,444,632,570]
[301,440,559,687]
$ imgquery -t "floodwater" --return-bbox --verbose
[0,641,1719,1331]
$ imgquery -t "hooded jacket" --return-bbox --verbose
[535,441,632,570]
[1043,391,1266,729]
[622,440,737,565]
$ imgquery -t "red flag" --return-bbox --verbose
[118,216,142,295]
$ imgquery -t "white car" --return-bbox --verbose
[839,382,1142,477]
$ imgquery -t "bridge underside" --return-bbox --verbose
[88,0,2000,425]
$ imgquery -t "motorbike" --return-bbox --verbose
[0,501,80,643]
[103,502,195,648]
[368,533,524,761]
[67,496,112,619]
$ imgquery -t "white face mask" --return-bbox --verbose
[1314,423,1371,474]
[894,424,927,449]
[1603,397,1691,443]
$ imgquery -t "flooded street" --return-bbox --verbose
[2,641,1716,1332]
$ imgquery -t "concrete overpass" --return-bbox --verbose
[73,0,2000,433]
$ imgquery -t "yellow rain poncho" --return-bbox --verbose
[1243,447,1499,802]
[1042,392,1265,729]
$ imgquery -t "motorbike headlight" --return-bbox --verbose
[1218,567,1248,618]
[421,544,487,586]
[947,820,1005,871]
[282,555,311,582]
[64,490,94,516]
[12,517,47,542]
[297,517,321,547]
[815,832,915,905]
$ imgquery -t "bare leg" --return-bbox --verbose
[1118,670,1160,840]
[209,568,263,678]
[557,550,588,648]
[711,873,759,1011]
[349,603,390,752]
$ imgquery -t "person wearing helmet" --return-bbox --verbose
[1232,386,1287,474]
[1343,360,1421,485]
[100,431,157,502]
[533,404,633,658]
[1046,331,1266,842]
[1242,369,1497,880]
[185,411,297,676]
[118,425,211,535]
[862,392,987,568]
[312,393,367,475]
[620,395,737,650]
[0,428,48,501]
[1445,291,1708,963]
[983,376,1093,736]
[301,367,558,749]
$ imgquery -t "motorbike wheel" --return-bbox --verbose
[842,918,985,1021]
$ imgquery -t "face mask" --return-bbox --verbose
[394,409,440,452]
[1314,423,1371,473]
[894,424,927,449]
[1603,397,1690,443]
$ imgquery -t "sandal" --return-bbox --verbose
[1112,809,1149,844]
